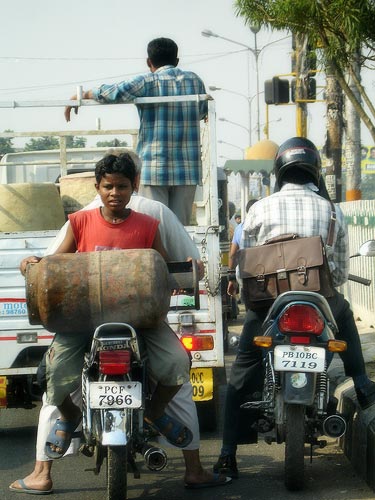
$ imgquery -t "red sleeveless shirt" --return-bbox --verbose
[68,208,159,252]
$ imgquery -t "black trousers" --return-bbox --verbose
[222,290,366,450]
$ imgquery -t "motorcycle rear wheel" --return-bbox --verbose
[107,445,128,500]
[284,404,305,491]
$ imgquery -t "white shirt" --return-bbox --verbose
[45,193,200,261]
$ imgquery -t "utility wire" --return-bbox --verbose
[0,49,246,94]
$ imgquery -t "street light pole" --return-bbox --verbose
[219,117,250,135]
[209,86,256,146]
[202,29,290,144]
[218,140,244,158]
[250,24,261,142]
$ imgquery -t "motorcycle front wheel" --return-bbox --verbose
[284,404,305,491]
[107,445,128,500]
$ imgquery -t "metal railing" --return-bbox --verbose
[339,199,375,326]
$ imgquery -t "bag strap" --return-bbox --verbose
[326,201,336,247]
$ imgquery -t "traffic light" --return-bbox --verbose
[291,77,316,102]
[264,77,289,105]
[291,34,317,102]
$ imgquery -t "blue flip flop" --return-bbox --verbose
[45,417,81,459]
[9,478,53,495]
[144,413,193,448]
[184,474,232,489]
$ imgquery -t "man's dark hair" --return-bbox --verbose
[147,38,178,67]
[246,199,257,212]
[95,153,137,185]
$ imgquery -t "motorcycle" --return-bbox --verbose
[80,322,168,500]
[241,240,375,491]
[78,259,200,500]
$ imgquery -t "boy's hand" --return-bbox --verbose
[64,94,79,122]
[20,256,42,276]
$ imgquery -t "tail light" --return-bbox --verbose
[328,339,347,352]
[181,335,214,351]
[99,350,132,375]
[278,304,325,336]
[253,336,273,348]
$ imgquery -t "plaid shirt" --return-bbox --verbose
[241,183,349,287]
[92,65,207,186]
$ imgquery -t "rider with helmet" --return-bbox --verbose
[214,137,375,479]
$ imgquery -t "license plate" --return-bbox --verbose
[89,381,142,409]
[274,345,326,373]
[0,376,7,408]
[190,368,213,402]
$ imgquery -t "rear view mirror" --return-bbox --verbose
[358,240,375,257]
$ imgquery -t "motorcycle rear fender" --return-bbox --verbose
[101,409,131,446]
[262,291,338,342]
[282,371,317,406]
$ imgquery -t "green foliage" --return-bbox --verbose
[24,136,59,151]
[234,0,375,143]
[66,136,87,148]
[96,139,128,148]
[234,0,375,69]
[0,130,15,155]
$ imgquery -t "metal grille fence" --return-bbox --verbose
[340,200,375,327]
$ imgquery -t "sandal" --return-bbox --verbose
[144,413,193,448]
[45,417,81,459]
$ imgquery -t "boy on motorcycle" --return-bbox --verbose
[11,149,231,494]
[20,153,193,460]
[214,137,375,479]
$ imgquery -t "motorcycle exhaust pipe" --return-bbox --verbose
[142,444,168,471]
[322,414,347,438]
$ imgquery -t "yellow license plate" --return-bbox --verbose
[0,376,7,408]
[190,368,213,401]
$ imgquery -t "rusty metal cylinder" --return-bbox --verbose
[25,249,171,333]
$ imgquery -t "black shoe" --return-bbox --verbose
[355,381,375,410]
[213,454,239,479]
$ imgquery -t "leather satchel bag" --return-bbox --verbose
[238,203,337,310]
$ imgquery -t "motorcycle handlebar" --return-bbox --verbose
[348,273,372,286]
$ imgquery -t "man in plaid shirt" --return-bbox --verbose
[65,38,207,225]
[215,137,375,479]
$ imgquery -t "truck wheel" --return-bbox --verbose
[222,314,229,353]
[196,399,217,432]
[196,367,227,432]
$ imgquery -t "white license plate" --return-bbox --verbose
[274,345,326,373]
[89,381,142,409]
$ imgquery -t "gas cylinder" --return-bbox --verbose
[25,249,171,332]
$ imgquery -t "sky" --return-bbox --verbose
[1,0,375,164]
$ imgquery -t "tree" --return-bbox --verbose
[96,139,128,148]
[324,69,344,201]
[24,136,59,151]
[235,0,375,142]
[0,130,15,155]
[66,136,87,148]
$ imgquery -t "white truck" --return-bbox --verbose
[0,95,228,430]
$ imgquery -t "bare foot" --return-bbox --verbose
[10,470,53,493]
[184,467,228,486]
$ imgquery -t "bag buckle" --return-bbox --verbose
[256,274,266,291]
[297,265,308,284]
